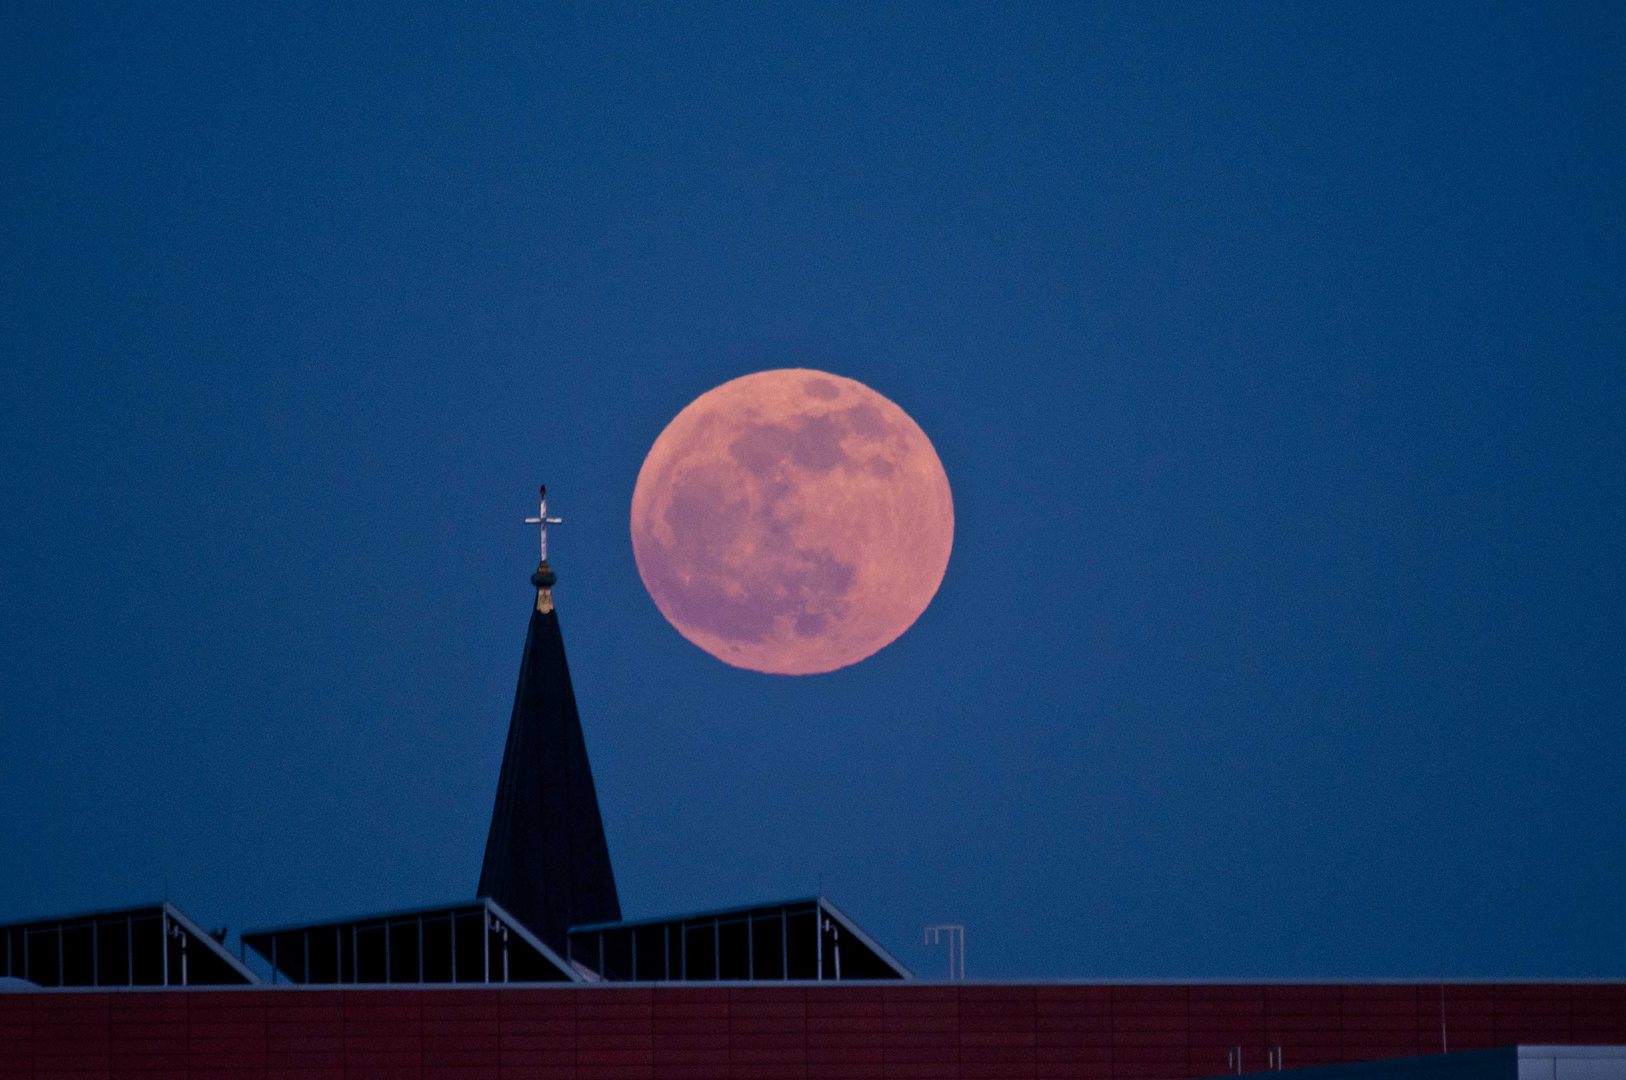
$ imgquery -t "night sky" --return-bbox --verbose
[2,5,1623,980]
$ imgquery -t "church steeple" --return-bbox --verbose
[477,486,621,956]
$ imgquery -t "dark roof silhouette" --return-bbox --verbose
[477,560,621,956]
[1,902,259,987]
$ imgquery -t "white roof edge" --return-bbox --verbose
[816,897,913,979]
[482,898,583,983]
[1517,1047,1626,1058]
[161,902,262,985]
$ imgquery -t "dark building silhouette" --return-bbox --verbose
[476,548,621,957]
[0,902,255,988]
[241,897,574,985]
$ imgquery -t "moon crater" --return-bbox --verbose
[631,369,954,675]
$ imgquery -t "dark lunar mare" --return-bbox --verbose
[654,466,856,644]
[478,596,621,957]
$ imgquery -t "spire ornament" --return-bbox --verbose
[526,485,563,611]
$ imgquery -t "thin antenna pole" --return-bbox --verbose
[923,925,964,980]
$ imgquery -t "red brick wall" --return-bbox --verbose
[1,982,1623,1080]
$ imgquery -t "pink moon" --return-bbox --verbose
[630,369,954,675]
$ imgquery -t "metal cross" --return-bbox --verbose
[525,485,563,562]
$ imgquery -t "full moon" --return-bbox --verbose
[631,369,954,675]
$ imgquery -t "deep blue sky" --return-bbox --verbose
[2,4,1623,980]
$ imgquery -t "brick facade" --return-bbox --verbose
[2,982,1624,1079]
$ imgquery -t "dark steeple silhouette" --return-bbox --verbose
[478,487,620,956]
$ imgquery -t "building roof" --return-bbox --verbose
[1,901,259,987]
[242,897,576,984]
[567,895,912,981]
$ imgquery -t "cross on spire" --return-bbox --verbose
[525,485,563,562]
